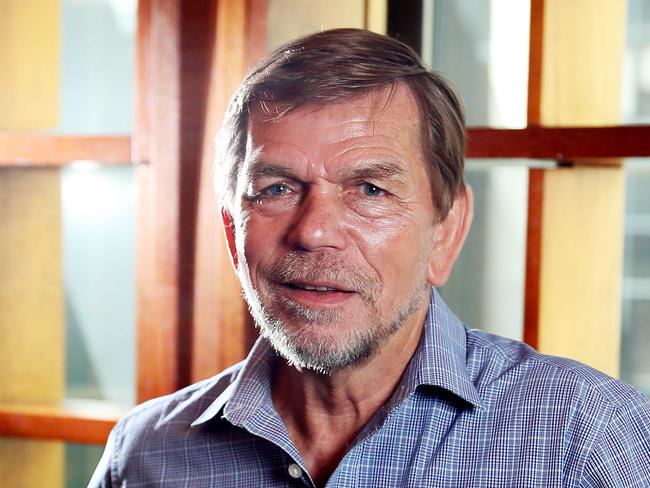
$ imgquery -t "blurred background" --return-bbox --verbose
[0,0,648,485]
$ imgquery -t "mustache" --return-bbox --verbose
[265,251,380,302]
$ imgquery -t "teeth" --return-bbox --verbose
[301,285,336,292]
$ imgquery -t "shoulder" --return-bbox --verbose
[89,361,247,486]
[465,328,648,412]
[112,360,245,454]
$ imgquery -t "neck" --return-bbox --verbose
[271,300,428,486]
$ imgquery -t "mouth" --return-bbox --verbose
[285,281,351,293]
[275,280,356,306]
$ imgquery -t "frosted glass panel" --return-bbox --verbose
[622,0,650,123]
[0,438,102,488]
[621,159,650,397]
[0,0,136,133]
[59,0,136,134]
[67,443,104,488]
[62,165,136,405]
[421,0,530,128]
[440,160,554,340]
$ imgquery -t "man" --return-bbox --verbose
[90,29,649,487]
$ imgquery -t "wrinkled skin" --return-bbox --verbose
[226,84,467,373]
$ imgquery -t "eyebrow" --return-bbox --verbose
[340,161,407,182]
[245,160,408,183]
[246,163,300,182]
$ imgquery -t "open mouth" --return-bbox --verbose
[286,283,343,293]
[277,281,356,305]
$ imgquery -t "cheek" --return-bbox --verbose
[346,212,433,277]
[240,213,289,269]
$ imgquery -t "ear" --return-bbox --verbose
[221,209,239,270]
[426,185,473,287]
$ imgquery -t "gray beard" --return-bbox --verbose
[241,251,430,375]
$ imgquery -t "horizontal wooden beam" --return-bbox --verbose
[0,401,124,444]
[1,126,647,166]
[466,125,650,160]
[0,134,132,166]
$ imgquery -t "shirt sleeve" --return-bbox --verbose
[580,391,650,487]
[87,424,118,487]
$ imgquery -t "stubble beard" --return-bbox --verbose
[240,250,431,375]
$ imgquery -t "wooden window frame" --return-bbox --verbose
[1,0,648,444]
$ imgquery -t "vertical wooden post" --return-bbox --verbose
[524,0,627,376]
[0,170,65,487]
[135,0,218,401]
[191,0,266,382]
[0,1,64,485]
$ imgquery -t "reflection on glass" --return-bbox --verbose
[439,160,550,341]
[59,0,137,134]
[62,165,136,405]
[622,0,650,123]
[621,159,650,396]
[421,0,530,128]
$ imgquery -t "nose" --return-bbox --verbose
[286,188,347,251]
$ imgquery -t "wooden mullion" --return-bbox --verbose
[135,0,185,403]
[191,0,257,382]
[132,0,151,164]
[134,0,222,402]
[527,0,544,126]
[466,125,650,160]
[1,126,648,167]
[523,169,543,349]
[522,0,546,350]
[0,134,131,166]
[0,412,114,444]
[0,402,124,444]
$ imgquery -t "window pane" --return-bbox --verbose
[440,159,554,341]
[59,0,137,134]
[622,0,650,123]
[266,0,367,52]
[66,442,104,488]
[621,159,650,397]
[62,165,136,405]
[421,0,530,128]
[0,0,136,134]
[0,437,103,488]
[0,166,135,407]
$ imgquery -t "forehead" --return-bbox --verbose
[245,84,423,163]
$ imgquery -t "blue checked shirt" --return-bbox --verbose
[90,290,650,487]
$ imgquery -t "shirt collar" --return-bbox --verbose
[407,288,484,409]
[192,288,483,427]
[191,338,276,427]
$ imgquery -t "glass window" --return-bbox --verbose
[621,158,650,397]
[0,166,136,407]
[440,159,554,341]
[62,164,136,406]
[0,0,136,134]
[66,442,104,488]
[0,437,103,488]
[622,0,650,123]
[59,0,137,134]
[620,0,650,395]
[421,0,530,128]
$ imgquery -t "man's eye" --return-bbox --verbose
[360,182,385,197]
[261,182,291,197]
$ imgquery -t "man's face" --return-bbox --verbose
[231,85,439,373]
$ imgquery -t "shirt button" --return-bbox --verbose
[287,463,302,479]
